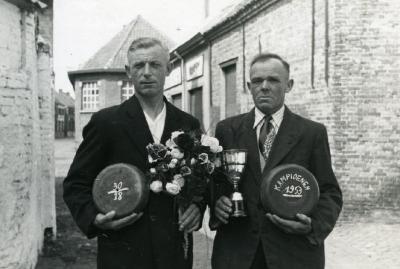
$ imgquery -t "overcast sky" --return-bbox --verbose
[54,0,236,97]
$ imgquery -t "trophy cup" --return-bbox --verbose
[222,149,248,217]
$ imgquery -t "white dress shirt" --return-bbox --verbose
[143,102,166,144]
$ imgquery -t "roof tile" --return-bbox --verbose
[81,15,175,71]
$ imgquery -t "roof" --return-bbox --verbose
[55,90,74,108]
[170,0,277,59]
[80,15,175,71]
[4,0,50,9]
[201,0,253,33]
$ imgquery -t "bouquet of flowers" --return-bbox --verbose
[146,129,223,209]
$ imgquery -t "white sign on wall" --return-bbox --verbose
[164,67,182,89]
[186,55,203,81]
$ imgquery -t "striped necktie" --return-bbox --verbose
[258,116,276,161]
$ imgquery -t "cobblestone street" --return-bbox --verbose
[36,138,400,269]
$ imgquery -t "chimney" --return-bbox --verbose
[204,0,210,19]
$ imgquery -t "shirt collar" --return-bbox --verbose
[143,101,166,124]
[253,105,285,129]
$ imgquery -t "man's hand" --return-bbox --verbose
[215,196,232,224]
[94,211,143,230]
[179,204,201,233]
[266,213,312,235]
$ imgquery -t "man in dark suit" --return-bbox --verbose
[210,53,343,269]
[63,37,203,269]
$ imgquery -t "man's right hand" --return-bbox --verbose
[215,196,232,224]
[94,211,143,230]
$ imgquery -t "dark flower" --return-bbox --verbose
[157,163,169,172]
[146,143,168,162]
[198,153,209,164]
[180,166,192,176]
[174,133,195,151]
[205,162,215,174]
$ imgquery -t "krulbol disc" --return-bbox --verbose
[93,163,149,218]
[260,164,319,220]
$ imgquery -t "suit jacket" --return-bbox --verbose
[210,107,342,269]
[63,95,201,269]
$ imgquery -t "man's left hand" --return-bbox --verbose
[266,213,312,235]
[179,204,201,233]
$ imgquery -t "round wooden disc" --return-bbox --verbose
[92,163,149,218]
[260,164,319,219]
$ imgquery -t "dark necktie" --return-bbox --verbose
[258,116,276,161]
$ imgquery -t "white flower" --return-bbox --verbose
[201,135,222,153]
[166,182,181,195]
[171,158,178,164]
[213,157,222,168]
[171,148,184,159]
[173,174,185,187]
[150,180,163,193]
[210,145,223,153]
[148,155,156,163]
[171,131,184,140]
[166,138,177,149]
[168,162,176,169]
[190,158,197,165]
[150,168,157,174]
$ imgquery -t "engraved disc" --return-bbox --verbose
[92,163,149,218]
[260,164,319,219]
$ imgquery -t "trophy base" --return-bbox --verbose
[231,192,247,217]
[232,209,247,217]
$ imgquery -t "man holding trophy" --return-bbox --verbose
[210,53,343,269]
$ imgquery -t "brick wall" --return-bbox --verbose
[208,0,400,220]
[330,0,400,220]
[210,25,246,126]
[0,1,55,268]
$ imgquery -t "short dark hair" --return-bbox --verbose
[250,53,290,74]
[127,37,169,61]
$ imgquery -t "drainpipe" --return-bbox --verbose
[202,41,212,134]
[311,0,315,89]
[174,51,187,111]
[324,0,329,86]
[242,23,246,93]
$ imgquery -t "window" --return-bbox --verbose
[82,82,99,111]
[222,63,237,117]
[171,93,182,110]
[189,87,203,128]
[121,81,135,102]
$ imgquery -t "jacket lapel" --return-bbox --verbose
[160,100,182,145]
[120,95,154,163]
[236,109,263,186]
[262,107,302,177]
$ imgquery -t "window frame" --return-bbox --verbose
[120,80,135,102]
[81,81,100,112]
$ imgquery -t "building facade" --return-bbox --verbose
[68,15,175,142]
[166,0,400,220]
[0,0,55,268]
[55,90,75,138]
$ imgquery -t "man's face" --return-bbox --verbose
[247,58,293,115]
[126,45,171,98]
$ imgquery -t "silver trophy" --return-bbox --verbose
[222,149,248,217]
